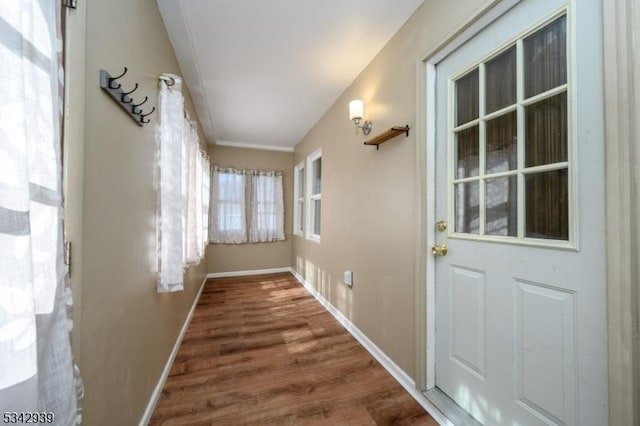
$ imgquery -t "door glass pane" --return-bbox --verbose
[456,126,479,178]
[456,68,479,125]
[455,181,480,234]
[524,16,567,98]
[485,46,516,114]
[525,92,567,167]
[486,112,517,174]
[525,169,568,240]
[485,176,517,236]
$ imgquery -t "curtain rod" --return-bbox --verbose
[158,75,175,86]
[158,74,193,124]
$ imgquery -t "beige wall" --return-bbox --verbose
[207,146,293,273]
[69,1,208,424]
[292,0,489,378]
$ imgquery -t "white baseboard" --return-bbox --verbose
[206,267,291,278]
[289,269,452,426]
[139,275,208,426]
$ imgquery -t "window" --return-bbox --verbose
[210,167,247,243]
[293,161,305,236]
[451,15,569,243]
[0,0,81,417]
[249,171,285,242]
[306,149,322,241]
[209,167,285,244]
[157,90,211,292]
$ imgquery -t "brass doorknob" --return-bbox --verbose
[432,244,448,256]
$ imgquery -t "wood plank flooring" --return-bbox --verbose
[149,272,436,425]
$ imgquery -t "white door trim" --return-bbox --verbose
[602,0,640,424]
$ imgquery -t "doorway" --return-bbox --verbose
[424,1,607,424]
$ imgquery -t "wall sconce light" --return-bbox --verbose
[349,99,372,135]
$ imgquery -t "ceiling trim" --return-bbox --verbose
[215,140,295,153]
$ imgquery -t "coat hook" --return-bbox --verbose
[121,83,138,104]
[132,96,148,108]
[122,83,138,96]
[108,67,128,89]
[140,106,156,124]
[131,96,148,114]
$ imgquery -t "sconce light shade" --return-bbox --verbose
[349,99,364,121]
[348,99,371,135]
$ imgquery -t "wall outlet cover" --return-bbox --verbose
[344,270,353,287]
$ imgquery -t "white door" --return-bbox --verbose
[432,1,607,425]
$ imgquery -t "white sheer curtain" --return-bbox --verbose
[158,82,209,290]
[249,171,285,242]
[183,119,199,265]
[201,157,211,256]
[194,151,210,260]
[183,119,209,265]
[209,167,247,243]
[157,74,184,292]
[0,1,82,423]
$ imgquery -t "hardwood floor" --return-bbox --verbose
[149,272,436,425]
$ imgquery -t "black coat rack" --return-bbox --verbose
[99,68,155,126]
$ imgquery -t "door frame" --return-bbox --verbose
[413,0,639,423]
[601,0,640,424]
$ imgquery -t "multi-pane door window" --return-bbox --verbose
[293,162,305,236]
[452,14,569,242]
[306,149,322,241]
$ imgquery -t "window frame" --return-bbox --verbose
[305,149,322,242]
[293,161,305,237]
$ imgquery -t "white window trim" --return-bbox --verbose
[293,161,305,237]
[305,149,322,242]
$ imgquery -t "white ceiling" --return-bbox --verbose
[157,0,423,151]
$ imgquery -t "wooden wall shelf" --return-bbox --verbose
[363,125,410,150]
